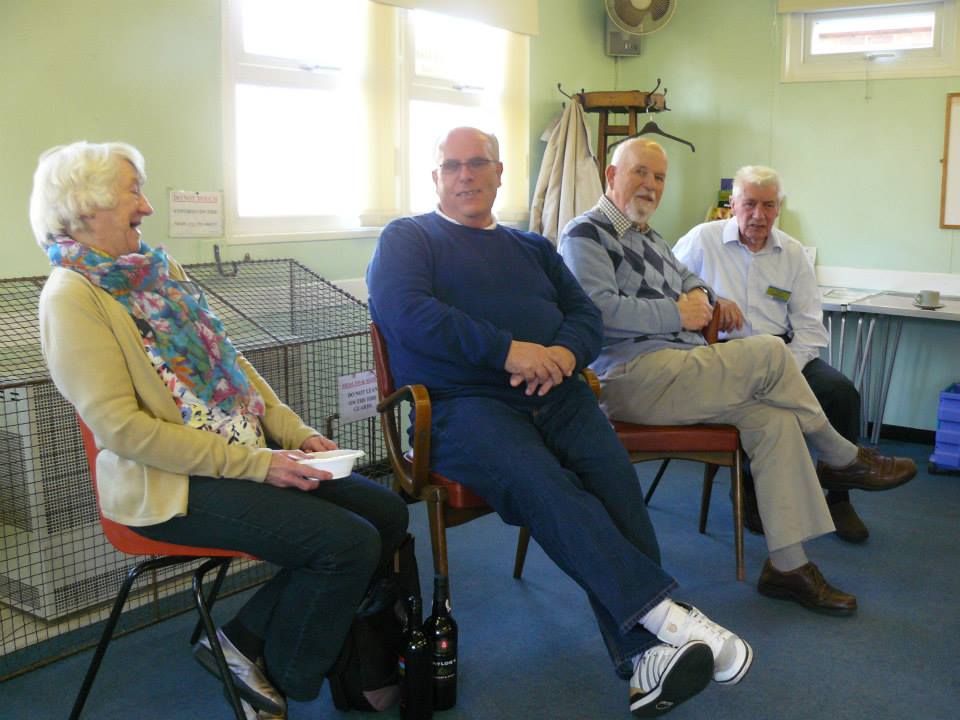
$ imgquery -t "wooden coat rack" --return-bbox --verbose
[558,79,692,189]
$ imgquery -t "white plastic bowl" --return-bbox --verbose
[297,449,365,479]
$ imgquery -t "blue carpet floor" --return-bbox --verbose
[3,440,957,719]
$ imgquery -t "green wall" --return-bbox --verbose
[529,0,960,431]
[531,0,960,270]
[2,0,958,429]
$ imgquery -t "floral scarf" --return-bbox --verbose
[46,236,265,416]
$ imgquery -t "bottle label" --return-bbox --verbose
[432,652,457,680]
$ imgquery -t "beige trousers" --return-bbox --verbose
[601,335,843,553]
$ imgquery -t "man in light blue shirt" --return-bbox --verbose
[674,165,866,543]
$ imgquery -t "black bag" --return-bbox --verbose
[327,533,421,712]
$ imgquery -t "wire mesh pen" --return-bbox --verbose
[0,259,387,680]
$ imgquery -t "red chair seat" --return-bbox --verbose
[431,472,488,509]
[78,418,254,560]
[72,416,256,719]
[611,422,740,453]
[400,449,488,509]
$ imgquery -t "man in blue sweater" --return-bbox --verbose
[367,127,752,718]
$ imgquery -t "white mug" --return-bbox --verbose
[915,290,941,307]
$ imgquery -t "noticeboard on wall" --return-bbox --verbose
[940,93,960,228]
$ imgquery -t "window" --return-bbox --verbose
[222,0,529,242]
[782,1,960,82]
[809,9,935,55]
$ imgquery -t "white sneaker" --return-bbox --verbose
[194,628,286,716]
[629,641,713,717]
[231,694,286,720]
[655,602,753,685]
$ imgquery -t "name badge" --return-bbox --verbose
[766,285,791,303]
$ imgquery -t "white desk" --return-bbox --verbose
[848,292,960,442]
[820,288,960,443]
[819,287,879,372]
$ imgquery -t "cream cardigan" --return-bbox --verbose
[39,262,317,526]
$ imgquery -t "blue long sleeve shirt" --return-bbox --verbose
[366,212,602,407]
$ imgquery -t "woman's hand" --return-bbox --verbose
[265,449,332,490]
[301,434,338,452]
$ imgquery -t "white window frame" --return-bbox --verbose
[221,1,529,245]
[399,11,490,215]
[782,0,960,82]
[222,1,375,243]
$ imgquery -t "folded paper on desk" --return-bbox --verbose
[821,288,877,304]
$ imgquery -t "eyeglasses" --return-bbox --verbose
[438,158,495,174]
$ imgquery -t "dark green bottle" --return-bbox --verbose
[423,574,458,710]
[399,595,432,719]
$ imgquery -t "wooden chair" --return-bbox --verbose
[370,322,531,583]
[71,417,255,720]
[593,307,747,581]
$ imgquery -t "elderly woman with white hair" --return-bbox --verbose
[31,141,408,719]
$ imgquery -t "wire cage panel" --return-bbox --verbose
[0,384,95,535]
[0,259,388,679]
[185,259,389,481]
[0,520,128,621]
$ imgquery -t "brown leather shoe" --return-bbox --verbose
[828,499,869,543]
[817,446,917,492]
[757,560,857,615]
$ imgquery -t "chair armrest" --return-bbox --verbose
[377,383,432,497]
[581,368,601,399]
[702,304,721,344]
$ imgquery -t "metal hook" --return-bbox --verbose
[556,82,573,100]
[643,78,666,114]
[213,244,238,277]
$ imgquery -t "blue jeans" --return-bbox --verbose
[429,381,675,678]
[133,473,409,701]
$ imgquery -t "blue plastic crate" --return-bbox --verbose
[930,383,960,472]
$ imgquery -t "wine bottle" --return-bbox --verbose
[424,574,458,710]
[399,595,432,719]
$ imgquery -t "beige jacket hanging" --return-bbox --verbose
[529,100,603,244]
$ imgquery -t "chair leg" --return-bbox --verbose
[699,464,720,534]
[513,527,531,579]
[194,558,247,720]
[731,453,745,582]
[189,557,233,645]
[643,459,672,505]
[70,556,193,720]
[425,496,450,580]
